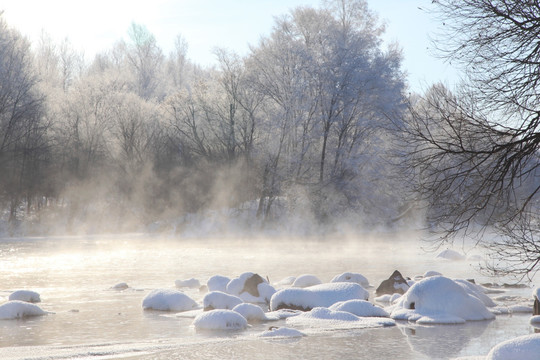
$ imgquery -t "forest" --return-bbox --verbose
[1,0,539,278]
[0,2,410,236]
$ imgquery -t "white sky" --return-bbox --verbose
[0,0,458,92]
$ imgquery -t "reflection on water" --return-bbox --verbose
[0,233,537,359]
[400,320,491,358]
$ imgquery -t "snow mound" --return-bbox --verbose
[232,303,268,322]
[329,300,389,317]
[292,274,322,288]
[287,307,395,329]
[142,289,198,312]
[453,279,496,307]
[375,293,402,304]
[0,300,47,319]
[226,272,276,303]
[207,275,231,292]
[203,291,243,311]
[274,276,296,287]
[175,278,200,289]
[270,282,369,311]
[111,283,129,290]
[530,315,540,324]
[259,326,305,338]
[8,290,41,303]
[487,334,540,360]
[192,309,248,331]
[423,270,442,278]
[331,272,370,288]
[390,276,495,324]
[533,287,540,300]
[436,249,465,261]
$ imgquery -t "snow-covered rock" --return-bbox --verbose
[375,270,409,295]
[0,300,47,319]
[390,276,495,324]
[111,283,129,290]
[274,276,296,287]
[259,327,305,338]
[453,279,496,307]
[142,289,198,312]
[226,272,276,303]
[207,275,231,292]
[232,303,268,322]
[487,334,540,360]
[287,307,395,329]
[375,293,402,304]
[192,309,248,331]
[270,282,369,311]
[292,274,322,288]
[331,272,370,288]
[423,270,442,278]
[329,300,389,317]
[436,249,465,261]
[8,290,41,303]
[203,291,243,311]
[175,278,200,289]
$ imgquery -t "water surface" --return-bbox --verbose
[0,233,536,359]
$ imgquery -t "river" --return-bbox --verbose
[0,232,536,359]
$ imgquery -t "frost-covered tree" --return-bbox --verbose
[0,17,48,224]
[247,0,406,222]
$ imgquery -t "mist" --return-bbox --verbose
[0,3,419,239]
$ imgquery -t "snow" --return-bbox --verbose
[232,303,268,322]
[207,275,231,292]
[287,307,395,329]
[0,300,47,319]
[533,287,540,300]
[530,315,540,324]
[270,282,369,311]
[331,272,370,288]
[203,291,243,311]
[390,276,495,324]
[175,278,200,289]
[111,283,129,290]
[142,289,198,312]
[436,249,465,261]
[329,300,389,317]
[192,309,248,331]
[274,276,296,287]
[453,279,496,307]
[375,293,402,304]
[226,272,276,303]
[423,270,442,278]
[291,274,322,288]
[258,327,305,338]
[8,290,41,303]
[487,334,540,360]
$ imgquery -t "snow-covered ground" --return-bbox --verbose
[0,233,538,359]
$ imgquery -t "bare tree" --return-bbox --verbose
[0,17,47,225]
[402,1,540,276]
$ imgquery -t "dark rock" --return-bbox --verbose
[535,297,540,316]
[376,270,410,296]
[273,302,311,312]
[241,273,265,297]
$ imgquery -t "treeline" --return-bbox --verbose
[0,1,410,235]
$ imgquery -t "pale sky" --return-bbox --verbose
[0,0,458,92]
